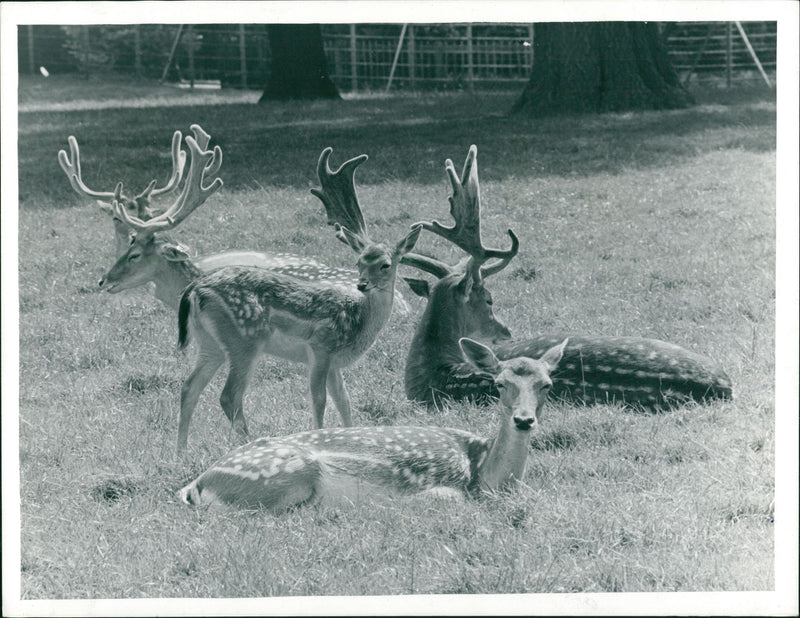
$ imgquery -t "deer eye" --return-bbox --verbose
[541,383,552,392]
[486,298,493,306]
[380,263,390,270]
[128,253,142,262]
[495,380,506,390]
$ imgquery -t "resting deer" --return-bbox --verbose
[400,146,733,407]
[178,336,567,510]
[58,127,409,312]
[175,148,422,453]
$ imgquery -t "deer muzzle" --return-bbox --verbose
[98,275,119,293]
[513,415,536,431]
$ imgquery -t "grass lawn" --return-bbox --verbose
[10,74,778,602]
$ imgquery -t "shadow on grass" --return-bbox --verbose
[19,86,775,207]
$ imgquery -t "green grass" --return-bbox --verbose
[15,76,775,599]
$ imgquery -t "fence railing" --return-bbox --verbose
[17,22,776,92]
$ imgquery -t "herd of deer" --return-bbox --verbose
[59,125,733,512]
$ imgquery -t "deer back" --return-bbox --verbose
[179,266,369,353]
[494,334,733,406]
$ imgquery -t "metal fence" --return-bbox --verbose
[17,22,776,92]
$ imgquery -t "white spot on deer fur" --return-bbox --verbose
[565,363,576,370]
[262,465,280,478]
[597,365,612,372]
[615,367,634,375]
[214,465,260,481]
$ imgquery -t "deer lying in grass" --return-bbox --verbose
[399,146,733,407]
[175,148,421,453]
[178,336,567,509]
[58,126,408,312]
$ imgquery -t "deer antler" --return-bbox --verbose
[58,136,117,200]
[148,129,188,198]
[413,145,518,280]
[58,130,188,206]
[310,147,370,245]
[111,134,223,237]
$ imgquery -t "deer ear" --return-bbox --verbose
[160,242,192,262]
[459,337,501,375]
[96,200,113,214]
[393,224,422,258]
[403,277,430,298]
[539,338,568,372]
[336,224,366,253]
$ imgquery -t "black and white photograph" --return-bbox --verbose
[2,1,797,616]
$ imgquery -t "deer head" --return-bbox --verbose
[58,127,197,256]
[403,144,519,345]
[97,128,223,298]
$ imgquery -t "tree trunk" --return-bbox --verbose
[259,24,340,101]
[513,22,693,116]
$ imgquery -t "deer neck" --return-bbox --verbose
[405,292,470,396]
[153,258,204,310]
[355,281,396,346]
[476,417,530,493]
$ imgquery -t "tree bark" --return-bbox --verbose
[513,22,693,116]
[259,24,340,101]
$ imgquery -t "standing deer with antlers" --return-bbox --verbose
[174,148,421,453]
[398,146,732,408]
[59,126,409,312]
[178,336,567,510]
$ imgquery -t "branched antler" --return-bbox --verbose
[310,147,370,244]
[111,134,223,237]
[411,145,519,281]
[58,130,187,207]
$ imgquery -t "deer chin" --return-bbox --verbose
[100,280,124,294]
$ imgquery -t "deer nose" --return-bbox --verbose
[357,280,368,292]
[513,416,536,431]
[98,277,106,288]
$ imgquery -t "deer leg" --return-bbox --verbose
[326,368,353,426]
[219,348,258,439]
[178,332,225,453]
[308,349,331,429]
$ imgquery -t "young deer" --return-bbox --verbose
[59,127,408,312]
[175,148,422,453]
[178,337,567,510]
[402,146,733,407]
